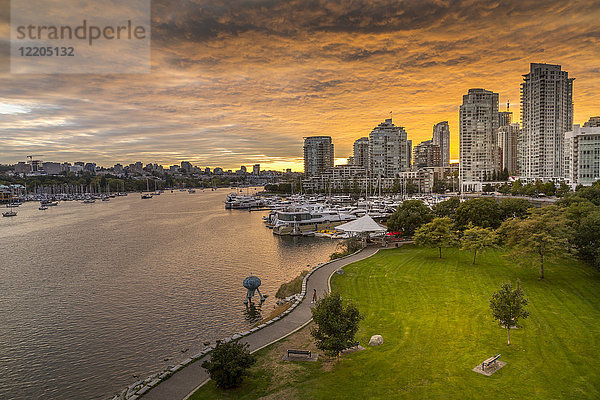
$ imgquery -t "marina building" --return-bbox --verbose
[432,121,451,166]
[303,136,334,177]
[520,63,574,181]
[459,88,500,191]
[564,125,600,188]
[368,118,411,178]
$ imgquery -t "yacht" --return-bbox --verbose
[271,206,356,236]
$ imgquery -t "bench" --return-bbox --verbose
[481,354,501,371]
[287,349,311,358]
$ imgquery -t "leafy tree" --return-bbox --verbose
[414,217,459,258]
[433,197,460,218]
[499,205,569,279]
[454,198,502,229]
[311,292,362,359]
[510,180,523,196]
[201,341,256,389]
[490,281,530,345]
[405,180,419,195]
[556,182,571,197]
[498,183,511,195]
[499,198,532,220]
[483,183,495,193]
[461,224,496,264]
[562,199,600,269]
[387,200,433,237]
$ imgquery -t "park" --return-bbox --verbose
[191,244,600,399]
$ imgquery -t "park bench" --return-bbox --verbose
[287,349,311,358]
[481,354,501,371]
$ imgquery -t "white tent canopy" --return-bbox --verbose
[336,215,387,233]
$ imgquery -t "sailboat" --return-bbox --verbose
[3,188,17,217]
[141,178,153,199]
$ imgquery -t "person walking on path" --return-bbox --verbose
[312,288,318,303]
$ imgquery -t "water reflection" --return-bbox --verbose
[243,301,263,324]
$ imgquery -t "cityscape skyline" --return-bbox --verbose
[2,0,600,170]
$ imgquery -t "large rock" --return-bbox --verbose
[369,335,384,346]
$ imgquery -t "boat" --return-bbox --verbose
[39,205,48,210]
[188,189,196,194]
[83,198,95,204]
[3,188,18,216]
[271,206,356,236]
[141,178,153,199]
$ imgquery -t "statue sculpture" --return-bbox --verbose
[243,275,266,304]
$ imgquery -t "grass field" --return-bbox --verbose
[191,246,600,399]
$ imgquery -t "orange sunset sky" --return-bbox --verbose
[1,0,599,171]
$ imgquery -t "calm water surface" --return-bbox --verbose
[0,188,338,399]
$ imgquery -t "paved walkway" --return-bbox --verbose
[142,246,381,400]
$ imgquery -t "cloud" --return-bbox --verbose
[1,0,599,169]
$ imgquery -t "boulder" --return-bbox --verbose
[369,335,384,346]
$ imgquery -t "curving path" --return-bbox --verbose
[141,245,381,400]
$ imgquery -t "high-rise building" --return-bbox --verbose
[432,121,450,166]
[303,136,334,177]
[498,111,513,127]
[497,123,520,175]
[352,137,369,167]
[564,125,600,187]
[252,164,260,176]
[520,63,574,181]
[584,116,600,128]
[42,162,61,175]
[459,88,499,191]
[413,140,441,168]
[368,118,411,178]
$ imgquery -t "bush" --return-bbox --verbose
[275,270,309,299]
[330,237,363,260]
[201,341,256,389]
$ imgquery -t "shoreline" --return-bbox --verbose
[121,246,381,400]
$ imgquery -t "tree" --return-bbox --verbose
[454,198,502,229]
[499,205,569,279]
[386,200,433,237]
[461,224,496,264]
[414,217,459,258]
[311,292,362,359]
[490,281,530,345]
[201,341,256,389]
[499,198,532,220]
[433,197,460,218]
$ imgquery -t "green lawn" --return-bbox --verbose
[192,246,600,399]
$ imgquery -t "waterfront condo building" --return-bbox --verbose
[352,137,369,168]
[368,118,411,178]
[520,63,574,181]
[413,140,441,168]
[459,88,499,191]
[303,136,334,177]
[564,124,600,188]
[432,121,451,166]
[497,123,521,175]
